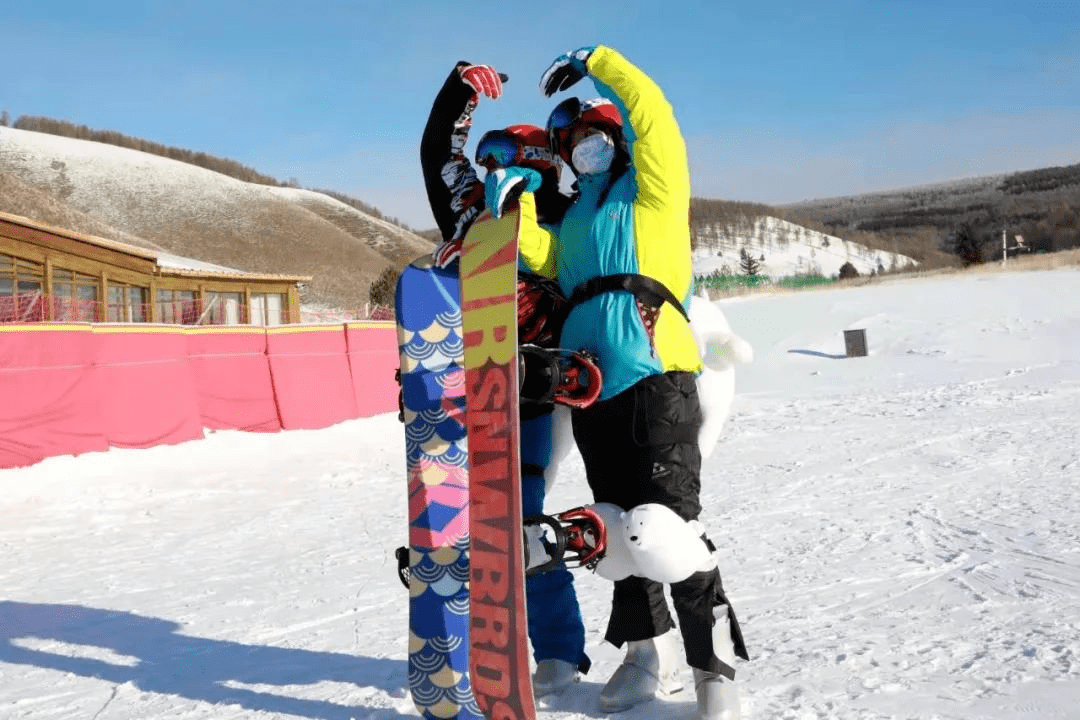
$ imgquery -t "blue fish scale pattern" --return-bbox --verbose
[396,260,482,720]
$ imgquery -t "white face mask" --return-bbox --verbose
[571,132,615,175]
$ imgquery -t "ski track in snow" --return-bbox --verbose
[720,375,1080,719]
[3,269,1080,719]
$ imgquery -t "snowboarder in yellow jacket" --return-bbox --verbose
[521,45,750,720]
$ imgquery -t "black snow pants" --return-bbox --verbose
[572,371,748,672]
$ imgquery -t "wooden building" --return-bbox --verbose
[0,210,309,325]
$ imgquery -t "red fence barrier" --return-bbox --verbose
[345,322,400,419]
[0,325,108,467]
[0,321,400,469]
[186,327,281,433]
[266,325,359,431]
[93,326,205,449]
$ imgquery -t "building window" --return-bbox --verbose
[107,283,149,322]
[249,292,286,325]
[203,291,243,325]
[156,289,198,324]
[52,267,99,322]
[0,252,45,322]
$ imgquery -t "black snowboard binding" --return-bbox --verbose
[394,546,410,589]
[395,507,607,588]
[519,345,602,410]
[523,506,608,576]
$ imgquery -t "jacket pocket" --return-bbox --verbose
[632,372,702,446]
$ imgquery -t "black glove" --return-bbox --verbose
[539,47,595,97]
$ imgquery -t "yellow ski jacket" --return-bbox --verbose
[520,46,702,400]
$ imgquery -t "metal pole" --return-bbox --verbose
[1002,224,1007,268]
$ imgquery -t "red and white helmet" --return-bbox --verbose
[545,97,623,165]
[475,124,554,172]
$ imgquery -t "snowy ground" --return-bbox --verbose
[3,268,1080,720]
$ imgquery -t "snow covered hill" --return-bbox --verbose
[694,215,918,279]
[1,125,919,312]
[0,126,434,312]
[3,265,1079,719]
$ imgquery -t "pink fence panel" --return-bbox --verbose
[345,321,400,418]
[265,325,359,430]
[91,325,204,449]
[1,320,406,469]
[0,324,108,468]
[186,327,281,432]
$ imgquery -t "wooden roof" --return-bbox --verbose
[0,210,312,283]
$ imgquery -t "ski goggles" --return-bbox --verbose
[546,97,586,133]
[547,97,621,132]
[475,132,552,170]
[546,97,621,163]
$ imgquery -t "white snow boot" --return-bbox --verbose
[532,658,579,698]
[694,605,741,720]
[598,629,683,712]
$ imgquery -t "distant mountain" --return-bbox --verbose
[777,163,1080,261]
[5,119,1074,309]
[0,126,435,315]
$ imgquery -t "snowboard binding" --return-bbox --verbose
[519,345,602,409]
[523,506,608,576]
[396,507,608,588]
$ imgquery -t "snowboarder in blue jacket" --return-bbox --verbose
[520,46,750,719]
[419,61,590,697]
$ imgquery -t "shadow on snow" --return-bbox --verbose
[787,348,848,360]
[0,600,410,719]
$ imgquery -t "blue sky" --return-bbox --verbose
[3,1,1078,229]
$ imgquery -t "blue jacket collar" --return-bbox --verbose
[576,170,613,200]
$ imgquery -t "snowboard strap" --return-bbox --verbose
[523,506,607,576]
[519,345,603,409]
[567,273,690,323]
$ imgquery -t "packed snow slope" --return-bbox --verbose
[2,267,1079,720]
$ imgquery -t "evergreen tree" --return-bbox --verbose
[951,222,986,267]
[739,248,761,275]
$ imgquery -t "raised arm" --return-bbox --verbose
[588,46,690,212]
[420,63,504,244]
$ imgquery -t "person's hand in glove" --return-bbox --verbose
[459,64,507,100]
[539,47,595,96]
[484,166,542,218]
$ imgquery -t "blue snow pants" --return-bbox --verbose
[520,410,590,672]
